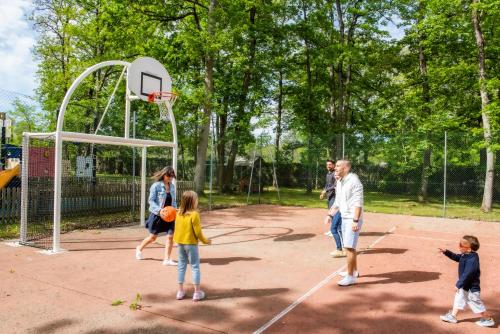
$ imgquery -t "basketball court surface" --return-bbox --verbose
[1,205,499,333]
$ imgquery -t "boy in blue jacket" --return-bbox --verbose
[439,235,494,327]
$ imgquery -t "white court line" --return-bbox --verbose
[253,225,397,334]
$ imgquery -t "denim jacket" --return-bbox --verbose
[148,181,177,215]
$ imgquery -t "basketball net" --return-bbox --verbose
[147,92,178,121]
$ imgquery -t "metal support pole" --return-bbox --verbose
[169,99,178,196]
[209,115,215,210]
[132,110,136,219]
[247,139,258,204]
[271,153,281,201]
[52,131,62,252]
[124,71,131,138]
[140,146,147,226]
[443,131,447,218]
[342,133,345,158]
[258,134,262,204]
[20,133,29,243]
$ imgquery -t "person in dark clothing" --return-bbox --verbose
[320,159,336,209]
[320,159,344,257]
[439,235,494,327]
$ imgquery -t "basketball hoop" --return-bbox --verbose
[147,91,178,121]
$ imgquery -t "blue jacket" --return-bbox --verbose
[444,250,480,292]
[148,181,177,215]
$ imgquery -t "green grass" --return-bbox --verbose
[199,187,500,222]
[2,188,497,240]
[0,224,20,240]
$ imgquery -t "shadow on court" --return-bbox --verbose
[201,256,261,265]
[273,233,316,242]
[356,270,441,285]
[359,247,408,255]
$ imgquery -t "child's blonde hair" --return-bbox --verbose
[178,191,198,215]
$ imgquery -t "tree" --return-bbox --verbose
[470,0,496,212]
[8,99,48,145]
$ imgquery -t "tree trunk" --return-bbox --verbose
[418,148,431,202]
[471,0,494,212]
[302,3,314,194]
[193,0,217,194]
[336,134,343,159]
[335,0,346,126]
[418,1,431,202]
[216,99,228,193]
[275,70,283,164]
[222,7,257,192]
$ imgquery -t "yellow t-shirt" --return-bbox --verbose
[173,211,209,245]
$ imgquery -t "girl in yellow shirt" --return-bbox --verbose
[173,191,211,301]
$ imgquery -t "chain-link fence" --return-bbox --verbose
[18,135,195,249]
[1,129,498,248]
[202,131,499,221]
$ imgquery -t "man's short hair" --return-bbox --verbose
[338,159,352,169]
[326,159,334,164]
[463,235,480,251]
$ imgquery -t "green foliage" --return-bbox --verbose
[28,0,497,203]
[111,299,124,306]
[129,293,142,311]
[8,99,48,145]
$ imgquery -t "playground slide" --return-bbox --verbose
[0,164,20,189]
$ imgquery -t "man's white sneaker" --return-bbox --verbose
[324,231,333,237]
[135,247,143,260]
[339,271,359,278]
[162,259,178,266]
[338,275,357,286]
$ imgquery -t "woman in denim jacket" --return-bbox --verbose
[136,166,178,266]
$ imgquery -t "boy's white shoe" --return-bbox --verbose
[135,247,143,260]
[339,271,359,278]
[338,275,357,286]
[162,259,178,266]
[440,311,458,324]
[324,231,333,237]
[475,318,495,327]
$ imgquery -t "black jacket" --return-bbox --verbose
[324,171,336,199]
[444,250,481,292]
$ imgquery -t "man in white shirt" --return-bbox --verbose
[329,160,364,286]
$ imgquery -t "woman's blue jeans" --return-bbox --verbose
[177,244,201,285]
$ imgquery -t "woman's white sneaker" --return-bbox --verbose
[135,247,143,260]
[339,271,359,278]
[338,275,357,286]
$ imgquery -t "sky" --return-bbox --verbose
[0,0,38,97]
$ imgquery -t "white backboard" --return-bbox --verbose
[128,57,172,102]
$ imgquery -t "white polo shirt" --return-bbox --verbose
[333,172,364,219]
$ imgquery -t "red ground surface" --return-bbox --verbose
[0,205,499,333]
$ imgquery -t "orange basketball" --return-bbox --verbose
[160,206,177,222]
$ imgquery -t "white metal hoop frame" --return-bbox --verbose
[148,91,178,121]
[20,60,179,253]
